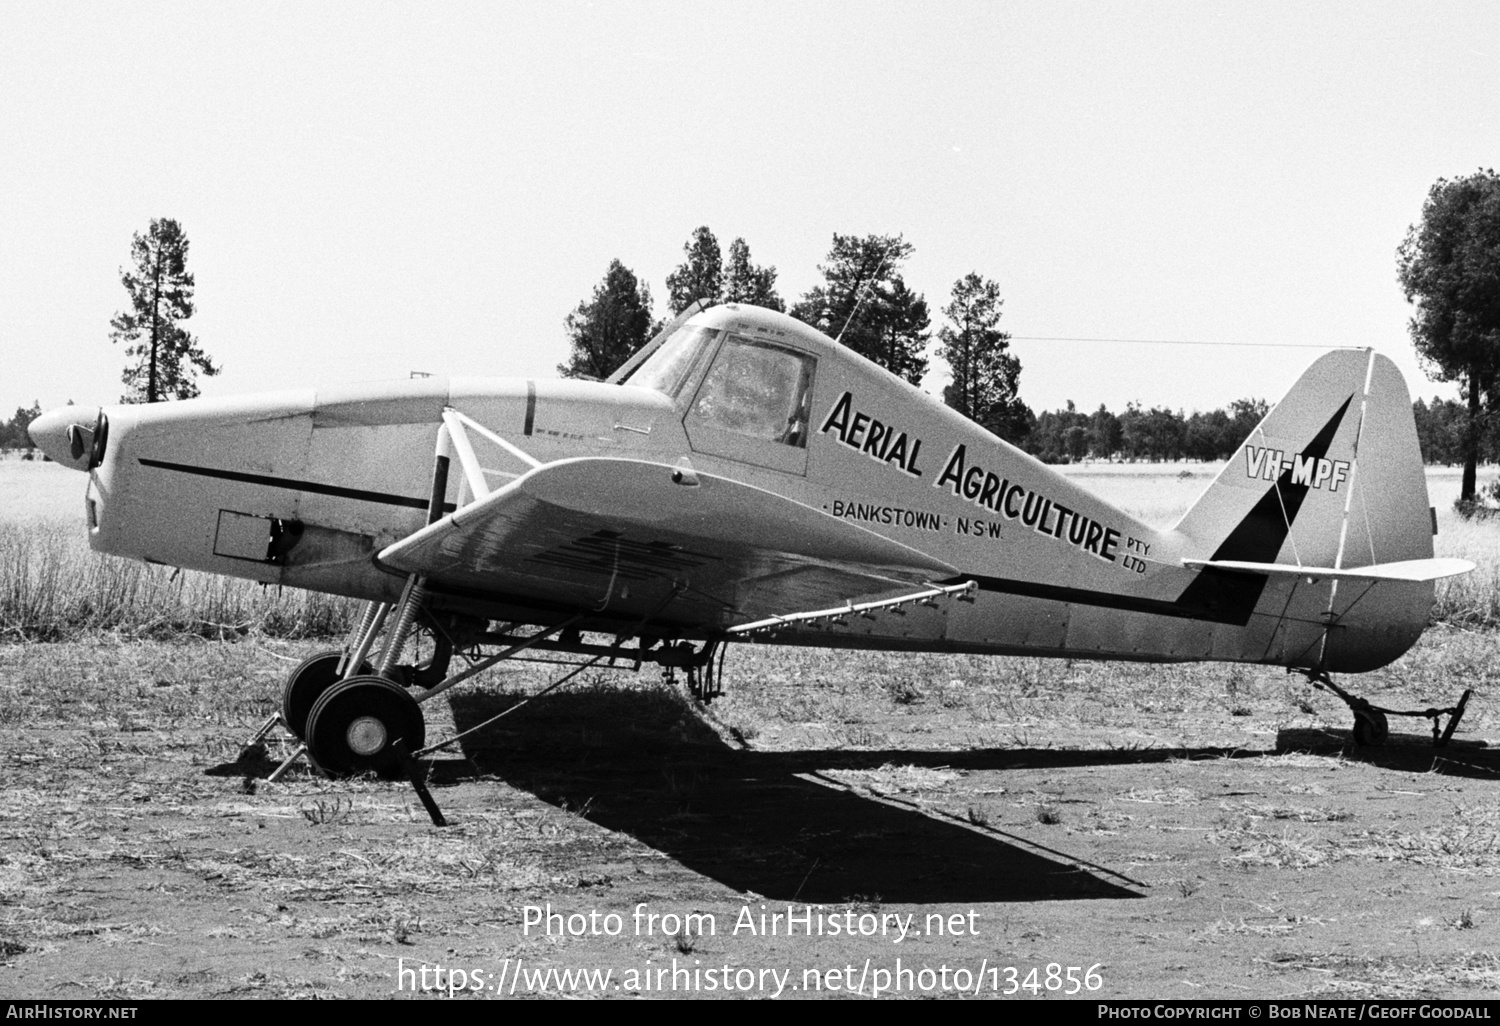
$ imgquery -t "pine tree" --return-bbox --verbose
[722,237,784,311]
[558,260,659,379]
[110,218,218,403]
[665,227,723,314]
[790,234,927,385]
[936,273,1029,443]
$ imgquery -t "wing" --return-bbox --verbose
[377,457,957,630]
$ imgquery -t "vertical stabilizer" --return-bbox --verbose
[1174,349,1433,571]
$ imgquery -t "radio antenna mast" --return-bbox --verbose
[835,235,902,344]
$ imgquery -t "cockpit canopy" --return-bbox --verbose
[624,324,816,451]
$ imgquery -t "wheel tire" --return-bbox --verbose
[281,651,369,740]
[1352,708,1389,747]
[305,675,425,778]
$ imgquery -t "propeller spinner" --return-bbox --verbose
[28,406,105,471]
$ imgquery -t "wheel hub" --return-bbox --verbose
[346,716,389,756]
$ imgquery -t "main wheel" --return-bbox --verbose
[1352,708,1389,747]
[282,650,370,740]
[305,675,425,778]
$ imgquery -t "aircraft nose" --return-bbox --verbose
[28,406,102,471]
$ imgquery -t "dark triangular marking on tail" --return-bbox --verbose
[1171,395,1354,621]
[1208,395,1354,563]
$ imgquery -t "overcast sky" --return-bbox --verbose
[3,1,1497,422]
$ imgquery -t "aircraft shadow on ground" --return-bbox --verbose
[1274,727,1497,777]
[438,689,1145,905]
[210,695,1492,902]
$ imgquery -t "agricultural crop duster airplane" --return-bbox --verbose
[30,303,1476,778]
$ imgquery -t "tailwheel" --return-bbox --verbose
[281,650,370,739]
[1352,707,1389,747]
[305,675,425,778]
[1304,669,1471,749]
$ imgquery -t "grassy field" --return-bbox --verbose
[1,456,1498,999]
[0,460,355,639]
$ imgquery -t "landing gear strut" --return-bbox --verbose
[1302,669,1472,748]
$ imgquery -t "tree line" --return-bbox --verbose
[1412,396,1500,466]
[560,226,1029,439]
[553,221,1500,469]
[0,402,43,453]
[1022,399,1270,464]
[557,226,1262,464]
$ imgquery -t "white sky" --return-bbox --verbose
[3,1,1497,421]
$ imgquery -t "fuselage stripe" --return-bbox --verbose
[137,458,457,513]
[948,573,1261,626]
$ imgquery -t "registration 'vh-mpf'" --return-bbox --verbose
[29,301,1475,783]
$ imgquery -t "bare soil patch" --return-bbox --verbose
[0,633,1496,999]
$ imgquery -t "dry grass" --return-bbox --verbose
[0,521,356,640]
[0,627,1497,998]
[1263,952,1500,998]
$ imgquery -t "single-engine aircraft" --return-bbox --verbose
[30,303,1476,777]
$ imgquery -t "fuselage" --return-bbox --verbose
[37,305,1435,672]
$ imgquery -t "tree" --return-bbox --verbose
[665,227,723,314]
[1226,398,1269,451]
[872,277,931,386]
[110,218,218,403]
[1396,170,1500,503]
[1089,404,1122,458]
[1119,403,1185,461]
[722,237,784,311]
[665,228,785,314]
[936,273,1030,444]
[790,234,930,385]
[1413,397,1456,464]
[0,401,42,450]
[558,260,659,380]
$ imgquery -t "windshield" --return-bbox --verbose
[687,337,815,447]
[623,326,720,399]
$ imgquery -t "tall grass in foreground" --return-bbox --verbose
[0,521,356,640]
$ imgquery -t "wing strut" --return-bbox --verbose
[438,408,543,507]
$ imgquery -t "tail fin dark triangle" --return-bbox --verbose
[1170,349,1435,628]
[1208,395,1352,564]
[1171,395,1352,622]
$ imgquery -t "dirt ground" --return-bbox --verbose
[0,632,1497,1000]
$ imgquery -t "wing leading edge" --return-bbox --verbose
[377,457,958,630]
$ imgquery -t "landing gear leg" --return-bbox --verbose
[305,574,430,774]
[1301,669,1472,748]
[263,437,454,801]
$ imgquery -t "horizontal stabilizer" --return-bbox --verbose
[1182,557,1475,583]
